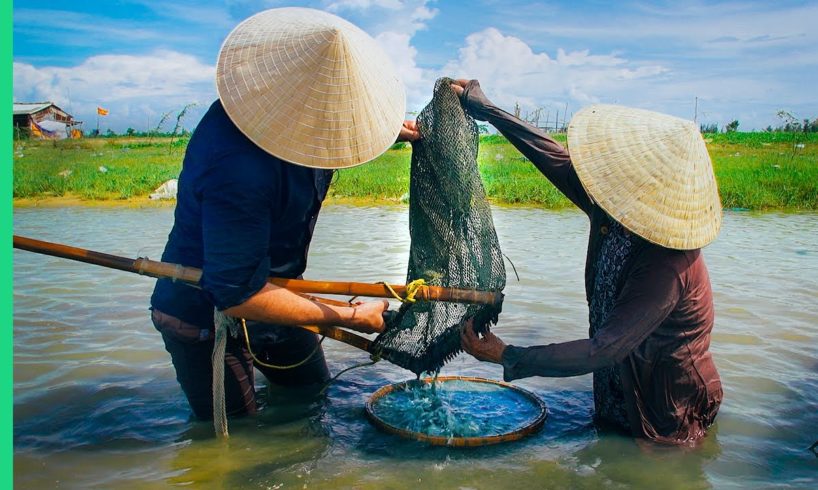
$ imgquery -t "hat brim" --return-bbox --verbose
[216,8,406,169]
[567,104,722,250]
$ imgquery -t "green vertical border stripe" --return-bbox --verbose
[1,0,12,486]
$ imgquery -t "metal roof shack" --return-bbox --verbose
[14,101,82,138]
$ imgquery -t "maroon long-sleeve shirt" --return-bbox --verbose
[461,80,722,444]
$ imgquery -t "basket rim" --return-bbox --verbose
[364,375,548,447]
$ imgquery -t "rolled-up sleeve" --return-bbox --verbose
[502,249,684,381]
[198,151,278,310]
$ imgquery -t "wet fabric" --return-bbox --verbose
[373,78,506,375]
[152,308,328,419]
[589,221,638,430]
[459,80,722,444]
[149,99,332,417]
[150,100,333,328]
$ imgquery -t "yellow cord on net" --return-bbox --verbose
[241,319,325,370]
[381,278,427,303]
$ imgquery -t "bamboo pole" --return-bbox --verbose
[13,235,503,353]
[13,234,375,353]
[299,325,372,352]
[13,235,503,306]
[267,278,502,305]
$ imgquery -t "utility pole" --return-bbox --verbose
[563,102,568,131]
[694,97,698,124]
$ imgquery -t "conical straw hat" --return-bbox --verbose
[216,8,406,169]
[567,104,721,250]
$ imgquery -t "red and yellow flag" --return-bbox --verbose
[97,106,109,116]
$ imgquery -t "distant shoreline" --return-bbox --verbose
[13,133,818,211]
[13,195,173,208]
[13,196,816,215]
[11,194,407,208]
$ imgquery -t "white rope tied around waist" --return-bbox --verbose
[212,309,241,438]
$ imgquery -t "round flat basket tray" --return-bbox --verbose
[365,376,547,447]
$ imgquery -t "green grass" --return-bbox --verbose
[476,138,574,208]
[13,137,186,200]
[330,146,411,201]
[706,132,818,210]
[13,133,818,210]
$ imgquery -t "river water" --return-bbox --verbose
[13,205,818,489]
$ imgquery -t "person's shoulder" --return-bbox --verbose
[186,100,233,157]
[194,100,281,167]
[195,100,248,146]
[185,100,289,194]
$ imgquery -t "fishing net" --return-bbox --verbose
[372,78,506,375]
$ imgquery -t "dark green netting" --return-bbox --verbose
[373,78,506,375]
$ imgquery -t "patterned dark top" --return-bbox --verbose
[462,80,723,444]
[589,221,637,430]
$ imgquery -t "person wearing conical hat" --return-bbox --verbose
[456,80,722,445]
[150,8,418,419]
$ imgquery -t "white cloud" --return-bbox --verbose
[358,0,438,37]
[376,33,421,84]
[555,49,624,68]
[322,0,439,113]
[19,1,808,134]
[13,50,215,132]
[435,24,818,130]
[441,28,669,121]
[326,0,404,10]
[501,1,818,67]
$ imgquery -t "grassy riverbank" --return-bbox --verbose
[12,132,818,210]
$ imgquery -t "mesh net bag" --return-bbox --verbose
[373,78,506,375]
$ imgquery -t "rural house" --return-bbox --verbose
[13,101,82,139]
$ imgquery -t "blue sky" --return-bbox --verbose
[12,0,818,132]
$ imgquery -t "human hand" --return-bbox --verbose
[345,299,389,334]
[448,79,492,122]
[450,79,469,98]
[397,120,420,142]
[460,318,506,364]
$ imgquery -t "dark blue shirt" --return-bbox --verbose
[150,100,333,328]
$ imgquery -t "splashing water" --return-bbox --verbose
[369,378,544,439]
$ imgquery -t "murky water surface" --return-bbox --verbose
[13,205,818,489]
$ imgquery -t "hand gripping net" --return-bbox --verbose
[373,78,506,375]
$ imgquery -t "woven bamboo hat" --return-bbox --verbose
[216,8,406,169]
[567,104,721,250]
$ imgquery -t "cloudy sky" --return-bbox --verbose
[12,0,818,133]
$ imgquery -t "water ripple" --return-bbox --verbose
[13,206,818,489]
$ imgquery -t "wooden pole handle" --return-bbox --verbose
[13,234,503,354]
[13,235,375,353]
[13,235,501,306]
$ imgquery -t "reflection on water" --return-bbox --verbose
[13,206,818,488]
[369,379,544,439]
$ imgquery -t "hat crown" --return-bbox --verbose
[216,8,406,169]
[567,104,722,250]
